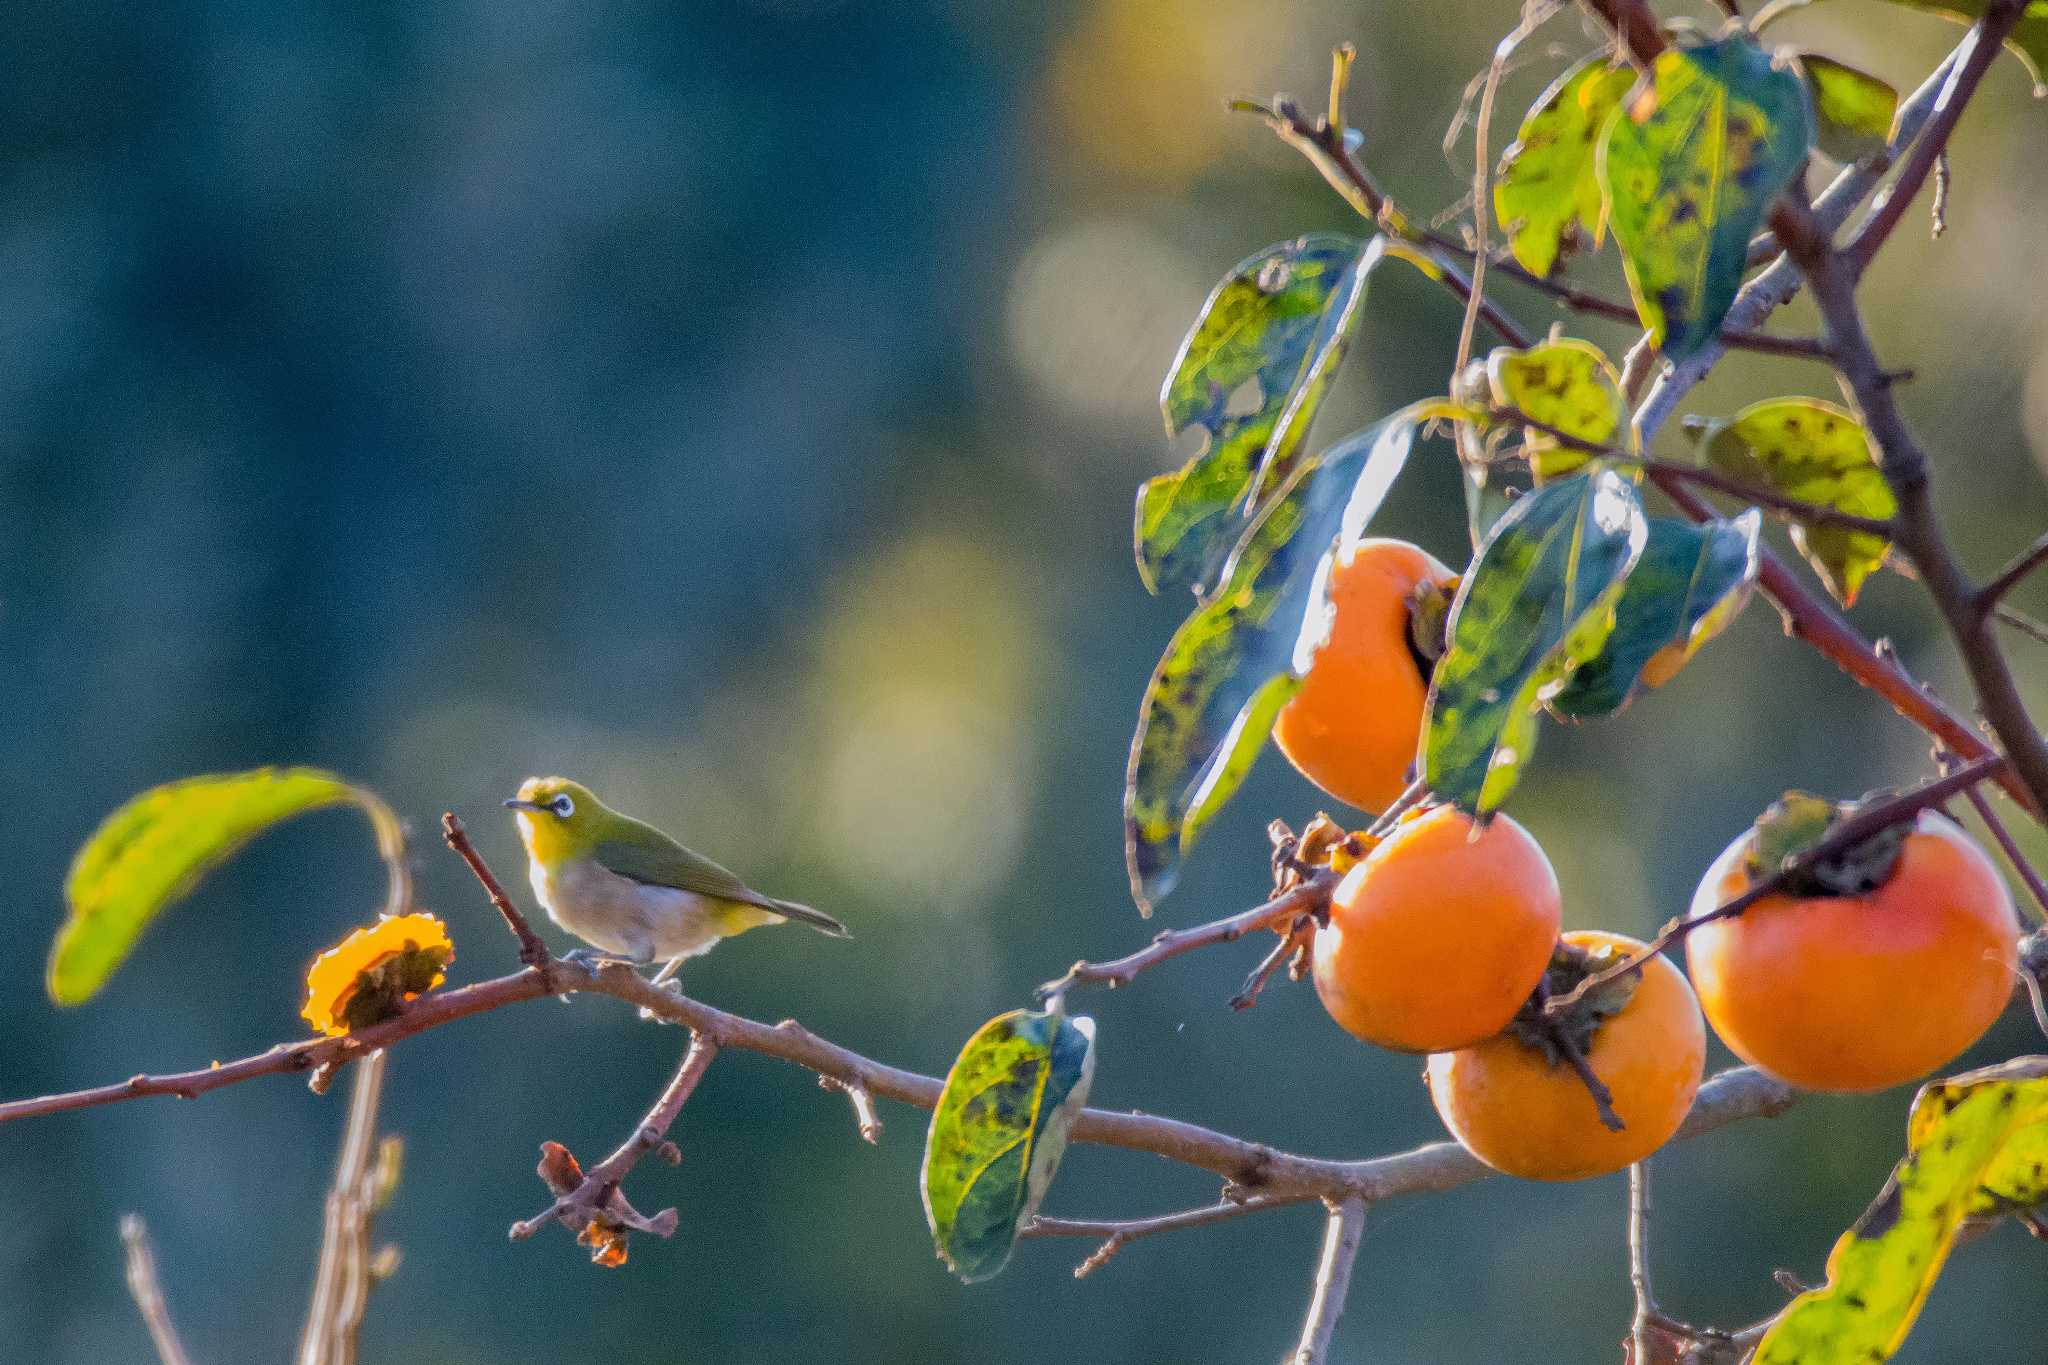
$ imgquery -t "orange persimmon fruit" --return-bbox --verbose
[1425,930,1706,1181]
[1273,538,1455,812]
[1311,804,1560,1052]
[1686,805,2019,1093]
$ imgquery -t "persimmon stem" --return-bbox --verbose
[1546,756,2009,1017]
[1231,914,1316,1011]
[1037,871,1339,1001]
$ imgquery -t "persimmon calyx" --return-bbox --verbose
[1406,576,1458,671]
[1746,789,1911,897]
[1509,940,1641,1064]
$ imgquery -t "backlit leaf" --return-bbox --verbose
[1486,337,1632,482]
[1494,57,1636,277]
[1801,54,1899,163]
[51,768,399,1005]
[1423,469,1647,812]
[1551,511,1761,717]
[921,1007,1097,1283]
[1599,37,1813,361]
[1125,412,1419,910]
[1755,1057,2048,1364]
[1137,235,1379,595]
[1694,397,1896,604]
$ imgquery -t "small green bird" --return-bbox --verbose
[505,776,848,984]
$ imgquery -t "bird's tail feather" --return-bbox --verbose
[769,897,852,939]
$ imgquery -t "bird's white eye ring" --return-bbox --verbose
[551,794,575,817]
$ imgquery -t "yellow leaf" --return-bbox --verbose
[51,768,402,1005]
[1756,1057,2048,1364]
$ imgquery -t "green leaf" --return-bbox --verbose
[1423,470,1647,813]
[1551,511,1761,717]
[1599,37,1813,362]
[1137,234,1379,595]
[1695,397,1897,604]
[1485,338,1632,481]
[1857,0,2048,95]
[1756,1057,2048,1364]
[51,767,399,1005]
[1125,411,1419,910]
[1800,54,1899,164]
[1464,464,1523,549]
[1494,57,1636,277]
[921,1007,1097,1284]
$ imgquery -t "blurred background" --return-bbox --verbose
[3,0,2046,1360]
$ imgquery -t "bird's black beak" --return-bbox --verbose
[503,798,545,813]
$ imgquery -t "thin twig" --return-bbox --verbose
[121,1215,197,1365]
[1548,755,2009,1015]
[442,813,554,977]
[1993,604,2048,647]
[1038,871,1338,1000]
[1254,103,1826,359]
[1964,784,2048,923]
[1628,1163,1656,1365]
[1841,2,2025,275]
[297,1048,390,1365]
[1979,530,2048,614]
[511,1033,720,1244]
[1230,914,1315,1011]
[1292,1198,1367,1365]
[1024,1194,1312,1277]
[819,1073,884,1144]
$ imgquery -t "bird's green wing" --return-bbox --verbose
[594,818,765,905]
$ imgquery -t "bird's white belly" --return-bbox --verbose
[532,857,727,962]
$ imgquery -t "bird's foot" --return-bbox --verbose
[560,947,643,972]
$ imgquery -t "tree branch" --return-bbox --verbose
[297,1049,391,1365]
[511,1033,719,1247]
[442,813,555,978]
[1292,1199,1367,1365]
[1548,755,2010,1015]
[1023,1194,1311,1278]
[1980,530,2048,614]
[1628,1162,1657,1364]
[1964,781,2048,923]
[121,1215,197,1365]
[1037,870,1338,1001]
[1779,168,2048,818]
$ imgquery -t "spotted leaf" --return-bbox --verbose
[1125,412,1419,910]
[1693,397,1896,605]
[1551,511,1761,717]
[1494,57,1636,277]
[921,1007,1097,1284]
[1137,235,1379,595]
[1599,38,1813,361]
[1423,470,1647,813]
[1756,1057,2048,1364]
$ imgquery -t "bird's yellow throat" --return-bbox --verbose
[512,809,576,866]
